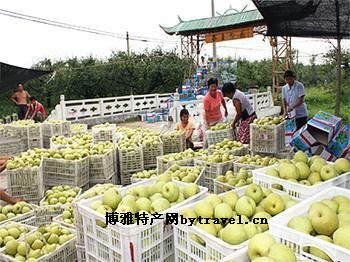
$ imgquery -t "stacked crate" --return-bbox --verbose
[42,120,71,148]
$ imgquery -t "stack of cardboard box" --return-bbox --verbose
[290,111,349,161]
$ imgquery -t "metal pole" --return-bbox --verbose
[211,0,217,70]
[126,31,130,55]
[335,0,341,116]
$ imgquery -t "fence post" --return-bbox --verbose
[155,94,160,109]
[99,99,104,117]
[130,95,134,112]
[172,93,180,123]
[60,95,66,120]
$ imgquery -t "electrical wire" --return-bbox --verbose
[0,8,178,44]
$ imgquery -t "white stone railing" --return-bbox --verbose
[48,93,174,121]
[171,90,280,124]
[47,90,281,123]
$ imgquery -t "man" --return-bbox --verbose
[10,83,31,120]
[25,97,47,122]
[282,70,308,130]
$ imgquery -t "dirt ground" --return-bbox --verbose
[116,120,164,131]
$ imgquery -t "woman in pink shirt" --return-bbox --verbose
[203,78,228,147]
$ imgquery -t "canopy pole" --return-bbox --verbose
[335,37,341,116]
[335,0,341,116]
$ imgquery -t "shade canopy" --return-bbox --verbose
[252,0,350,38]
[0,62,52,94]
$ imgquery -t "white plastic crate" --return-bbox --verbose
[53,214,75,230]
[0,202,36,226]
[208,145,248,157]
[71,123,88,135]
[250,121,285,154]
[253,164,350,199]
[214,181,249,194]
[77,179,208,262]
[76,245,86,262]
[269,187,350,262]
[28,137,43,149]
[4,167,44,204]
[220,237,311,262]
[36,188,82,226]
[174,187,300,262]
[194,159,233,192]
[41,157,89,188]
[141,138,164,169]
[132,166,205,185]
[0,221,37,242]
[118,145,144,173]
[73,185,122,246]
[92,124,117,143]
[42,121,71,137]
[161,132,186,154]
[206,128,234,147]
[156,156,196,175]
[0,227,77,262]
[0,137,25,156]
[89,149,115,183]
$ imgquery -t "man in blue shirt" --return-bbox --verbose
[282,70,308,130]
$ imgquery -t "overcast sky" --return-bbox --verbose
[0,0,349,68]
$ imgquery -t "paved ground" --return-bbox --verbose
[116,120,164,131]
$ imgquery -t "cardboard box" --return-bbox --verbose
[307,111,342,145]
[327,124,350,158]
[307,145,337,161]
[285,118,297,133]
[290,125,318,151]
[285,132,295,146]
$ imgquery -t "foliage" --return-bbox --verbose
[0,47,349,122]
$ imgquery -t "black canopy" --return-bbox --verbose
[0,62,52,94]
[252,0,350,38]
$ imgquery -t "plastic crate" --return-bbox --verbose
[156,156,196,175]
[174,187,300,262]
[89,149,115,182]
[71,123,88,135]
[206,128,234,147]
[28,137,43,149]
[76,245,86,262]
[36,188,82,226]
[214,181,249,194]
[208,146,248,157]
[220,237,311,262]
[53,214,75,230]
[3,167,44,204]
[0,137,25,156]
[269,187,350,262]
[233,161,267,173]
[132,166,205,185]
[41,157,89,188]
[0,227,77,262]
[161,132,186,154]
[250,121,285,154]
[0,202,36,226]
[42,121,71,137]
[77,179,208,262]
[194,159,233,192]
[0,221,37,240]
[252,163,350,200]
[141,138,164,169]
[118,145,144,174]
[92,125,117,143]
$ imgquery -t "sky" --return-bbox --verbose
[0,0,349,68]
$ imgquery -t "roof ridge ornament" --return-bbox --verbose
[177,15,184,23]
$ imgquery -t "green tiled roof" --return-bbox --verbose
[160,9,264,36]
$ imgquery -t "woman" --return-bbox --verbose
[222,82,257,144]
[175,109,195,150]
[203,78,228,147]
[282,70,308,130]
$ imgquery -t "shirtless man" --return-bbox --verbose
[10,83,31,120]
